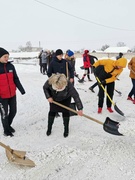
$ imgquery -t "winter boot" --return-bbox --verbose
[4,131,14,137]
[9,126,15,133]
[127,96,134,101]
[46,116,55,136]
[107,107,113,113]
[89,87,95,93]
[78,78,84,83]
[98,107,102,113]
[63,117,69,138]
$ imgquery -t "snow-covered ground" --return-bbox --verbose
[0,57,135,180]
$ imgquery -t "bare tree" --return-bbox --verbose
[117,42,126,47]
[101,44,109,51]
[26,41,32,52]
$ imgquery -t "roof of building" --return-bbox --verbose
[104,46,131,53]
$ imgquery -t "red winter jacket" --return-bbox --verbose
[0,62,25,99]
[83,53,90,68]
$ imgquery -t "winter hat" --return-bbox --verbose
[84,50,89,54]
[0,47,9,58]
[55,49,63,56]
[119,52,123,57]
[67,50,74,57]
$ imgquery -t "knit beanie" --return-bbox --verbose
[0,47,9,58]
[55,49,63,56]
[84,50,89,54]
[67,50,74,57]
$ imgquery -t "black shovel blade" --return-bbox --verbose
[103,117,123,136]
[114,103,124,116]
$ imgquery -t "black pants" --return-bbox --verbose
[83,68,90,80]
[0,95,17,132]
[98,82,115,108]
[49,111,70,118]
[42,63,47,74]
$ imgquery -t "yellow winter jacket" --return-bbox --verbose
[93,58,127,83]
[128,57,135,79]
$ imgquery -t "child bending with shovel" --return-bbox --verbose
[93,58,127,114]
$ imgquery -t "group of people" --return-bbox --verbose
[38,50,55,75]
[0,47,135,138]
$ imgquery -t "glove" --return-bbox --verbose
[21,91,26,95]
[101,80,106,85]
[98,80,106,86]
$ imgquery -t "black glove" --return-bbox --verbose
[21,91,26,95]
[97,80,106,86]
[101,80,106,85]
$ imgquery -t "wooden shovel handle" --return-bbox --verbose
[52,101,103,125]
[0,142,13,152]
[0,142,25,159]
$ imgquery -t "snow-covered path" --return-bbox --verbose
[0,58,135,180]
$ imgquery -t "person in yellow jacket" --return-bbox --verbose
[127,57,135,104]
[93,58,127,113]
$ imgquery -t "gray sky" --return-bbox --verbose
[1,0,135,51]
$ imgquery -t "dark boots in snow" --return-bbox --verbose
[46,116,54,136]
[78,78,84,83]
[63,117,69,138]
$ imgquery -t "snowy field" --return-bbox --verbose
[0,57,135,180]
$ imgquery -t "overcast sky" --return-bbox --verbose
[1,0,135,51]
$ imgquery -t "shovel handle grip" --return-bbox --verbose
[52,101,103,125]
[0,142,25,159]
[0,142,12,152]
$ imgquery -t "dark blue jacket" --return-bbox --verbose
[47,57,74,78]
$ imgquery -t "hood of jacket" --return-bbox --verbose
[115,58,127,68]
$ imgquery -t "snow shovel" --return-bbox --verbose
[96,77,124,116]
[0,142,35,167]
[52,101,123,136]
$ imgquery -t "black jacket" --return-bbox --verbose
[43,81,83,110]
[47,57,74,78]
[89,55,98,65]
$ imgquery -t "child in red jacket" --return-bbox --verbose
[78,50,92,83]
[0,47,25,136]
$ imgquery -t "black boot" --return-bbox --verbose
[78,78,84,83]
[46,116,54,136]
[63,117,69,138]
[9,126,15,133]
[4,131,14,137]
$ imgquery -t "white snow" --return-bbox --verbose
[0,57,135,180]
[104,47,131,53]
